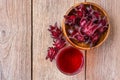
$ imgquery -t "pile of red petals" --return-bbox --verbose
[64,4,109,46]
[46,23,66,61]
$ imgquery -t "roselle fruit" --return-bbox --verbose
[48,23,62,39]
[64,4,109,47]
[46,23,66,62]
[46,47,58,62]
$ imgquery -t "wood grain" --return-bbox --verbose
[86,0,120,80]
[0,0,31,80]
[33,0,85,80]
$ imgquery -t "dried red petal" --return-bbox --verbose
[93,11,101,19]
[76,11,83,17]
[46,47,58,62]
[91,32,100,44]
[68,29,78,37]
[74,34,85,42]
[80,17,87,27]
[84,36,91,44]
[68,28,74,35]
[46,23,66,62]
[86,5,93,13]
[81,21,94,36]
[64,15,76,26]
[75,4,85,12]
[75,17,81,25]
[48,23,62,39]
[98,26,108,33]
[100,17,107,26]
[53,38,66,50]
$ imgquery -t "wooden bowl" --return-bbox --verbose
[62,2,110,50]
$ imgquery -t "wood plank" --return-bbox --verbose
[0,0,31,80]
[86,0,120,80]
[33,0,85,80]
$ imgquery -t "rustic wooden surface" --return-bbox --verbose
[1,0,120,80]
[0,0,31,80]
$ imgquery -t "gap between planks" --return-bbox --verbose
[31,0,33,80]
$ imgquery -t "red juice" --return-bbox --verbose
[56,46,84,75]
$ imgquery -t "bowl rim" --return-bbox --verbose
[62,2,110,50]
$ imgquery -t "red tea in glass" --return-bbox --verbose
[56,46,84,75]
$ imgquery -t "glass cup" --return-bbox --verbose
[56,46,84,75]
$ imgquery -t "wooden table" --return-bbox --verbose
[0,0,120,80]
